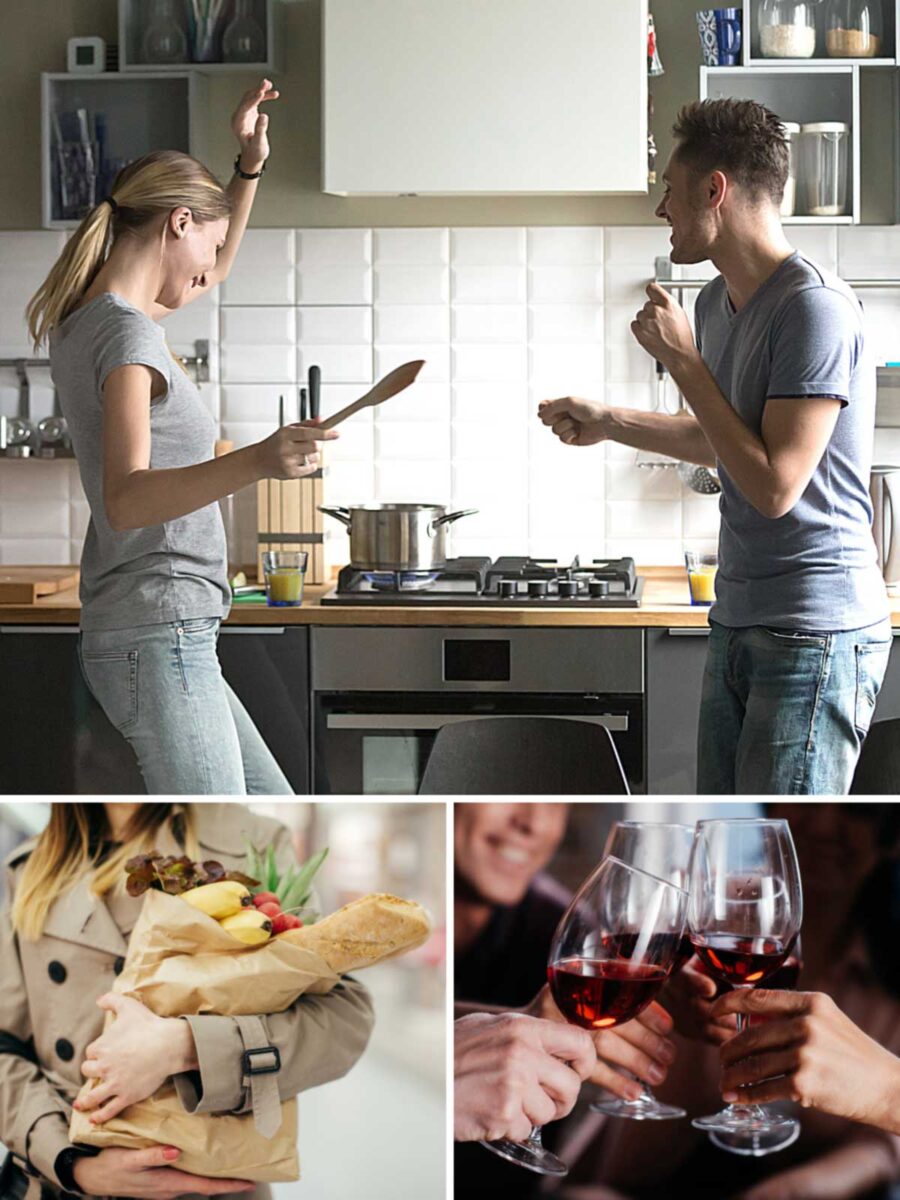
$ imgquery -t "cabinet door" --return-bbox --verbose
[870,632,900,720]
[646,628,709,795]
[323,0,648,195]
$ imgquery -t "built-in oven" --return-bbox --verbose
[311,627,645,794]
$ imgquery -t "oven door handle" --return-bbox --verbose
[326,713,629,732]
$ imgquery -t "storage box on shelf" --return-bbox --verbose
[700,65,860,223]
[41,72,207,230]
[743,0,897,65]
[118,0,279,73]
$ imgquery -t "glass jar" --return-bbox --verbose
[758,0,817,57]
[825,0,883,57]
[141,0,187,64]
[780,121,801,216]
[801,122,850,217]
[222,0,266,63]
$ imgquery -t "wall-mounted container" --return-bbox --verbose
[118,0,280,73]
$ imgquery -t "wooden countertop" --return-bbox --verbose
[1,567,898,628]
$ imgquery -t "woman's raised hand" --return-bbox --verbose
[73,1145,255,1198]
[255,420,339,481]
[231,78,280,170]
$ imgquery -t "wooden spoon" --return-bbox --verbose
[318,360,426,431]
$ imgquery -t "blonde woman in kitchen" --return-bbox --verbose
[0,802,374,1200]
[25,80,336,795]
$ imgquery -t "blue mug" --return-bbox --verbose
[714,7,742,64]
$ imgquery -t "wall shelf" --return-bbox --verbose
[118,0,280,73]
[740,0,898,64]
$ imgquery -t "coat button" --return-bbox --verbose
[113,956,125,975]
[48,961,67,984]
[56,1038,75,1062]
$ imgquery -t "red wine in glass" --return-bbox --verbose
[603,931,694,977]
[548,957,670,1030]
[690,934,790,987]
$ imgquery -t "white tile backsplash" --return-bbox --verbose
[7,223,900,571]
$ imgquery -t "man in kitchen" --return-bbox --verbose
[540,97,891,795]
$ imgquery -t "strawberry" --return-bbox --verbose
[271,912,292,935]
[287,915,303,929]
[253,892,280,907]
[258,901,282,919]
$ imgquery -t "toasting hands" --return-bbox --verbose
[630,283,697,373]
[537,396,610,447]
[454,1012,596,1143]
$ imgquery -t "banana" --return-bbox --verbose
[220,909,272,945]
[181,881,250,920]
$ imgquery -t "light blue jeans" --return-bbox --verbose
[697,618,893,795]
[78,617,293,795]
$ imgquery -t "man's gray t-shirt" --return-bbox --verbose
[50,293,230,631]
[695,252,887,632]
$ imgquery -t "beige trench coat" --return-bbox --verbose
[0,803,375,1200]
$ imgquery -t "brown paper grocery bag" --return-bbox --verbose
[69,889,430,1181]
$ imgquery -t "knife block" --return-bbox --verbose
[256,463,326,584]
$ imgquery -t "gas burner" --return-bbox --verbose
[363,570,440,592]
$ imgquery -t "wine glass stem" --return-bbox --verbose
[728,988,764,1121]
[525,1126,545,1150]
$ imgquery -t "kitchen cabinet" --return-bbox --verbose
[0,625,311,794]
[322,0,648,196]
[117,0,280,73]
[645,627,709,794]
[870,627,900,717]
[741,0,898,64]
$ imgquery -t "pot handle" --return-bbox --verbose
[430,507,478,532]
[317,505,352,529]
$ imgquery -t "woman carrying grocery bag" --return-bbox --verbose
[0,803,375,1200]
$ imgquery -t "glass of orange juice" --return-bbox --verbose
[263,551,308,607]
[685,549,718,606]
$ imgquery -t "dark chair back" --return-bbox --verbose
[418,716,629,795]
[851,718,900,794]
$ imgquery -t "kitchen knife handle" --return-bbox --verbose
[308,365,321,420]
[299,386,308,422]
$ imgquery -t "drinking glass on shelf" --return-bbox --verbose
[688,818,803,1156]
[479,855,687,1176]
[589,820,695,1121]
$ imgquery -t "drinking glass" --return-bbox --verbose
[262,550,307,607]
[589,821,695,1121]
[479,856,687,1176]
[688,818,803,1155]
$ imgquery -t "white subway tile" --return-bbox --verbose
[158,297,218,352]
[455,501,528,541]
[374,459,452,500]
[453,459,528,500]
[220,420,277,449]
[529,265,604,304]
[323,415,374,462]
[451,344,527,383]
[0,538,71,565]
[198,382,220,422]
[528,504,604,555]
[451,265,527,305]
[375,381,451,422]
[604,226,673,264]
[374,264,449,305]
[450,228,526,265]
[838,227,900,280]
[374,228,449,264]
[0,499,69,538]
[296,266,373,305]
[529,305,604,344]
[221,307,295,345]
[789,227,838,272]
[451,305,527,343]
[220,345,295,384]
[452,382,528,423]
[605,263,657,308]
[222,385,286,424]
[606,537,685,567]
[873,428,900,461]
[0,459,70,501]
[605,459,682,501]
[298,306,372,344]
[297,345,373,385]
[220,230,296,304]
[606,305,657,384]
[376,421,449,460]
[375,344,450,383]
[323,461,376,507]
[296,229,372,267]
[605,498,682,539]
[528,227,604,265]
[451,534,524,559]
[453,420,528,462]
[375,305,449,343]
[682,490,722,538]
[529,344,604,392]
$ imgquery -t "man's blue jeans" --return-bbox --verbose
[697,618,893,795]
[78,617,293,795]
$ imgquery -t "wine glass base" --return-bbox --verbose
[590,1095,687,1121]
[707,1121,801,1157]
[478,1138,568,1176]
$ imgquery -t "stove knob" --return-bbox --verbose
[558,579,578,598]
[528,579,549,598]
[499,579,518,599]
[589,578,610,598]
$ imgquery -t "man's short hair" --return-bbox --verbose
[672,99,790,205]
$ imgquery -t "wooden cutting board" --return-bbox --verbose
[0,567,80,604]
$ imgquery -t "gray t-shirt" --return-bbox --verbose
[50,293,230,631]
[695,252,887,632]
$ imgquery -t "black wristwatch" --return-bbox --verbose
[234,153,267,180]
[54,1144,100,1195]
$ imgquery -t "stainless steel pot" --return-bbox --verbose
[318,503,477,571]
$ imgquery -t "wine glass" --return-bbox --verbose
[479,856,687,1176]
[589,820,695,1121]
[688,818,803,1156]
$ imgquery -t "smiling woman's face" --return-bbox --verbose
[454,803,569,907]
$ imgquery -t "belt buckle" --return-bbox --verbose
[242,1045,281,1076]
